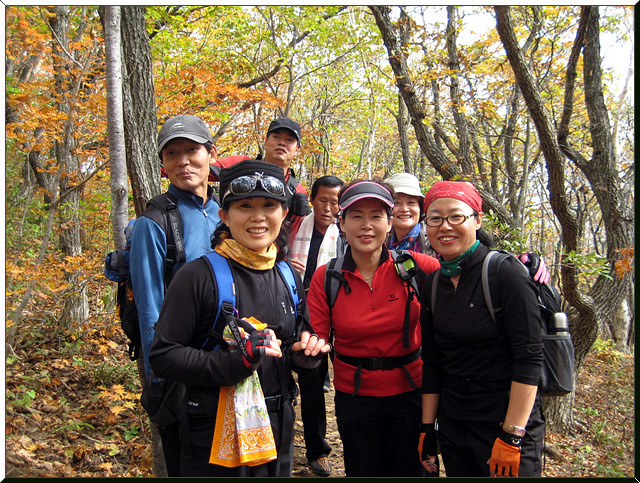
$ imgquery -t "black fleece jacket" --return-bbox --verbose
[421,243,543,421]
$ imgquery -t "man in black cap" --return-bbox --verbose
[260,117,309,238]
[212,116,309,237]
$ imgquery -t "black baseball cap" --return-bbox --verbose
[267,117,301,143]
[157,115,213,158]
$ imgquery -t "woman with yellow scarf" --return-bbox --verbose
[150,160,331,477]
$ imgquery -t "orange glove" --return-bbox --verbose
[488,435,521,477]
[418,424,439,476]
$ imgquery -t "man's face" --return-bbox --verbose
[264,128,299,170]
[311,185,341,234]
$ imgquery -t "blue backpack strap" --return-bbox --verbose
[202,252,236,350]
[276,260,300,317]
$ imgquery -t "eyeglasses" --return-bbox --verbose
[425,213,476,227]
[223,172,285,202]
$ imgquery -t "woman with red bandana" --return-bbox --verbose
[419,181,545,477]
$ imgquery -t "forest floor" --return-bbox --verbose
[4,331,635,478]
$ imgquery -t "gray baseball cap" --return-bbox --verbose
[157,115,213,158]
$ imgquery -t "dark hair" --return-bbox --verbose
[159,140,214,162]
[476,226,495,248]
[211,201,290,262]
[310,175,344,201]
[338,177,394,218]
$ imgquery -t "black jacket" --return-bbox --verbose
[149,254,321,443]
[420,243,543,421]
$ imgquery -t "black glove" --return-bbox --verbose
[519,252,550,284]
[420,423,440,476]
[241,329,273,368]
[231,318,273,368]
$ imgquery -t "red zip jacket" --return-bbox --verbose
[307,246,440,397]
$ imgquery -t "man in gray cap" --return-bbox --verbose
[129,114,221,477]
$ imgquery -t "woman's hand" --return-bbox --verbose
[242,328,282,368]
[291,331,331,356]
[290,258,306,274]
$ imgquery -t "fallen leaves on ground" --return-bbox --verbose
[5,333,634,478]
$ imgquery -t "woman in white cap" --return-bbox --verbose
[384,172,434,256]
[306,178,440,477]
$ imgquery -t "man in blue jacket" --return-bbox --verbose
[129,114,221,476]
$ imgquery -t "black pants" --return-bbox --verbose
[437,397,545,477]
[335,389,425,477]
[159,422,181,476]
[180,398,296,477]
[297,357,331,461]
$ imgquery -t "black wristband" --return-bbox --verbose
[498,430,522,447]
[421,423,435,433]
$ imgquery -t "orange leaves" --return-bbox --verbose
[614,247,634,279]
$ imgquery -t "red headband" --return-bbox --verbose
[423,181,483,213]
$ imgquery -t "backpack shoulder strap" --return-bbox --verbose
[201,252,235,350]
[323,256,350,313]
[391,249,421,349]
[390,249,421,296]
[145,193,186,288]
[276,260,300,317]
[482,250,511,325]
[430,268,441,316]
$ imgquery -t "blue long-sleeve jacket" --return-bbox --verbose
[129,184,221,377]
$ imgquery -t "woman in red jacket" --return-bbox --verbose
[306,179,440,477]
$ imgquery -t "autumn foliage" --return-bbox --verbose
[4,5,634,478]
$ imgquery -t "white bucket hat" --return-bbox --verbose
[385,172,424,200]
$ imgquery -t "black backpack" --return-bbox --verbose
[104,193,185,361]
[431,250,575,397]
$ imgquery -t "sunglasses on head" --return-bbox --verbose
[223,172,286,202]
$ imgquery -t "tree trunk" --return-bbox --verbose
[495,6,634,428]
[119,7,167,476]
[120,6,161,215]
[50,6,89,328]
[396,94,413,173]
[445,7,473,174]
[105,6,129,251]
[369,5,516,226]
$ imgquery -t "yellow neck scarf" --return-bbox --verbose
[215,236,277,270]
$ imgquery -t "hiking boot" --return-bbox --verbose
[309,456,332,476]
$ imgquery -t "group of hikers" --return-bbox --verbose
[127,114,549,477]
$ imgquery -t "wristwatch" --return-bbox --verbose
[501,422,526,437]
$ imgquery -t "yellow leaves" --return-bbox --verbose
[98,384,138,418]
[109,405,127,416]
[99,384,126,402]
